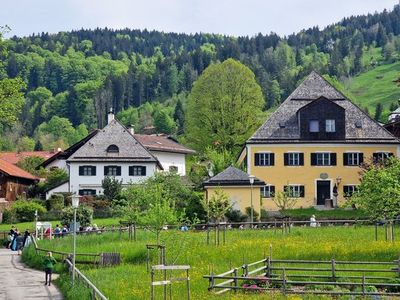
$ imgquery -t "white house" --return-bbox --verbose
[42,111,195,198]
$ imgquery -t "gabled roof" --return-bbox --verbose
[40,130,99,168]
[0,159,38,181]
[68,120,160,165]
[134,134,196,154]
[0,151,58,165]
[249,71,399,144]
[203,166,265,187]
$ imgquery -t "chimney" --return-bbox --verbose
[108,107,114,124]
[128,124,135,135]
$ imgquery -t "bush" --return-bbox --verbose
[225,209,247,223]
[245,207,259,222]
[46,194,65,211]
[60,205,93,227]
[6,200,47,222]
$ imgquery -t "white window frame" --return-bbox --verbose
[347,152,360,166]
[316,153,331,166]
[325,119,336,132]
[287,185,301,198]
[309,120,319,132]
[261,185,274,198]
[258,153,272,166]
[82,166,93,176]
[375,152,390,160]
[288,152,300,166]
[106,166,119,176]
[344,185,358,197]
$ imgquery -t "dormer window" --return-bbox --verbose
[309,120,319,132]
[107,144,119,153]
[326,119,336,132]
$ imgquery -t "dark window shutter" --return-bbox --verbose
[92,166,96,176]
[330,153,337,166]
[359,153,364,164]
[372,153,379,162]
[78,190,84,195]
[270,186,275,196]
[284,185,288,194]
[284,153,289,166]
[270,153,275,166]
[255,153,260,166]
[311,153,317,166]
[104,166,108,175]
[300,186,305,197]
[79,166,84,175]
[388,153,394,157]
[142,166,146,176]
[343,153,348,166]
[116,166,121,176]
[299,153,304,166]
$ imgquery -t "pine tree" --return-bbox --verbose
[374,103,383,121]
[173,99,185,135]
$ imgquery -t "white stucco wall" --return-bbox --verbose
[150,151,186,176]
[45,181,69,200]
[46,159,68,172]
[68,161,157,195]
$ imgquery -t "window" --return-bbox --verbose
[343,153,363,166]
[79,166,96,176]
[261,185,275,198]
[106,144,119,153]
[343,185,358,197]
[169,166,178,173]
[255,153,275,166]
[325,119,336,132]
[129,166,146,176]
[284,153,304,166]
[78,189,96,196]
[104,166,121,176]
[309,120,319,132]
[284,185,305,198]
[311,153,336,166]
[373,152,393,162]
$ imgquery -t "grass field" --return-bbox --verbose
[345,60,400,115]
[22,225,400,300]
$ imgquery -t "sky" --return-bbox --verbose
[1,0,398,38]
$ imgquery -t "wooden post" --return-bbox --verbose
[151,269,155,300]
[266,257,271,277]
[223,225,226,245]
[331,259,336,282]
[206,225,210,245]
[233,268,238,293]
[375,223,378,241]
[362,273,366,296]
[134,223,137,242]
[385,222,388,241]
[282,267,286,295]
[391,221,395,242]
[186,268,190,300]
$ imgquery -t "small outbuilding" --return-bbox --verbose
[203,166,265,216]
[0,159,38,202]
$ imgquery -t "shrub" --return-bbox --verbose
[245,206,259,222]
[225,209,247,223]
[46,194,64,210]
[60,205,93,227]
[6,200,47,222]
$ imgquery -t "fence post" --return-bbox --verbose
[375,223,378,241]
[282,267,286,295]
[242,264,249,277]
[362,273,366,296]
[151,269,155,300]
[206,226,210,245]
[391,221,395,242]
[331,259,336,282]
[186,268,190,300]
[92,288,96,300]
[266,257,271,277]
[233,268,238,293]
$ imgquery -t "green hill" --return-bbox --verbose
[345,61,400,118]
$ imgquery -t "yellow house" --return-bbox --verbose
[207,71,400,213]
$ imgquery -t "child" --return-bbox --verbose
[43,251,57,286]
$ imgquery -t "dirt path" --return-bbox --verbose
[0,249,63,300]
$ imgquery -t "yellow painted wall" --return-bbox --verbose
[246,143,399,211]
[205,186,261,217]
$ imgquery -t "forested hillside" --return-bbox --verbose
[1,5,400,152]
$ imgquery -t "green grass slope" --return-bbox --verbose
[346,61,400,116]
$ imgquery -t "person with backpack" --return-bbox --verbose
[43,251,57,286]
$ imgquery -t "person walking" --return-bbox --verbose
[43,251,57,286]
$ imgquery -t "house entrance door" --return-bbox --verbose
[316,180,330,205]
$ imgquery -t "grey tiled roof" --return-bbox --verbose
[203,166,265,187]
[68,120,158,162]
[250,71,399,144]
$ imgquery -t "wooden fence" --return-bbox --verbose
[204,256,400,296]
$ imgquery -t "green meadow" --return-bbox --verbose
[21,225,400,300]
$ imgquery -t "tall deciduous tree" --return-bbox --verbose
[0,78,25,127]
[186,59,264,152]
